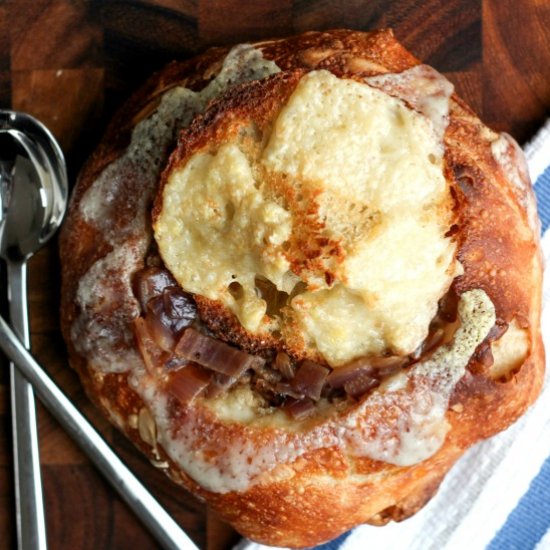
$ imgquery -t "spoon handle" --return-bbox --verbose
[0,312,199,550]
[8,260,48,550]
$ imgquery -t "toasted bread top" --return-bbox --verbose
[153,68,457,366]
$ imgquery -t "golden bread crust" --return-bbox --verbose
[60,29,544,547]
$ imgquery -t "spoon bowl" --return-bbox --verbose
[0,111,68,262]
[0,111,199,550]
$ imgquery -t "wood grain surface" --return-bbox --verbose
[1,1,549,549]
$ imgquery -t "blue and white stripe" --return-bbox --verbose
[239,122,550,550]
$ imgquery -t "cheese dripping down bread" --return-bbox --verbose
[60,30,544,548]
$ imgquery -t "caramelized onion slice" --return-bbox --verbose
[133,317,165,374]
[274,352,295,379]
[175,328,264,378]
[163,287,197,326]
[343,372,380,399]
[291,360,329,401]
[283,398,316,420]
[134,267,176,312]
[146,289,197,343]
[144,296,176,352]
[147,318,175,352]
[368,355,409,377]
[327,355,406,389]
[146,295,171,325]
[327,361,373,389]
[274,381,303,399]
[166,364,211,406]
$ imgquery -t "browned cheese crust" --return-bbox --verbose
[60,30,544,547]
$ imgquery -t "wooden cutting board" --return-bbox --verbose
[1,1,549,548]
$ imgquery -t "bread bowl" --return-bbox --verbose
[59,29,544,547]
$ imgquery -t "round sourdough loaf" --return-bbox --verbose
[60,30,544,547]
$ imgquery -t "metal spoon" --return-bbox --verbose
[0,112,200,550]
[0,315,199,550]
[0,110,68,550]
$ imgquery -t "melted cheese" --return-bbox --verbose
[157,143,292,331]
[135,290,495,491]
[365,64,454,143]
[73,44,280,372]
[72,44,499,494]
[205,385,268,424]
[156,70,456,365]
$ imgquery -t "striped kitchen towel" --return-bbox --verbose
[237,119,550,550]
